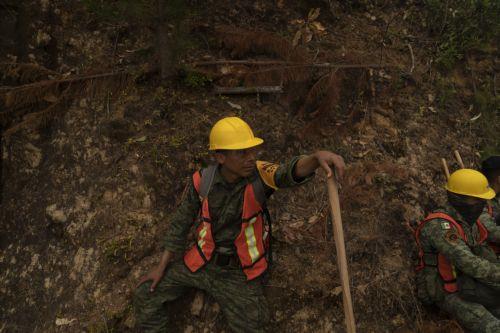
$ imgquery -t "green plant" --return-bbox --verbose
[182,71,212,89]
[424,0,500,69]
[471,81,500,157]
[83,0,152,23]
[435,75,456,109]
[103,237,134,264]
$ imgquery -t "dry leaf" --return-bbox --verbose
[290,19,305,25]
[43,94,58,103]
[303,27,313,43]
[311,21,326,33]
[293,29,302,47]
[308,8,321,21]
[227,101,242,110]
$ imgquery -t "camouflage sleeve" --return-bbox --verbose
[163,178,201,253]
[274,155,315,189]
[421,219,500,287]
[479,209,500,242]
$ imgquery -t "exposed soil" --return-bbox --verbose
[1,1,496,332]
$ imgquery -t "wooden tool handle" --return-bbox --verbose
[327,177,356,333]
[454,150,465,169]
[441,158,450,179]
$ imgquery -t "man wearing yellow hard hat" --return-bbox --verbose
[133,117,346,332]
[480,156,500,256]
[414,169,500,332]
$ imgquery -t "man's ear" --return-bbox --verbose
[215,152,226,165]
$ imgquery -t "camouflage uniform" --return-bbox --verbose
[416,205,500,332]
[134,156,312,332]
[480,196,500,227]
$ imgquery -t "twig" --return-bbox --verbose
[439,0,450,36]
[192,60,397,69]
[213,86,283,94]
[407,43,415,73]
[4,71,128,92]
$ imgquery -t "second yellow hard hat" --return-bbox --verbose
[445,169,496,199]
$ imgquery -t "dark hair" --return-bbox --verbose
[481,156,500,182]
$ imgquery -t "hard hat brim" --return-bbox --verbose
[209,137,264,150]
[445,185,496,200]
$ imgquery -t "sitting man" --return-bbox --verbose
[414,168,500,333]
[480,156,500,230]
[133,116,346,332]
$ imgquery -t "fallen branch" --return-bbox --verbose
[192,60,398,69]
[407,43,415,73]
[3,71,129,110]
[213,86,283,94]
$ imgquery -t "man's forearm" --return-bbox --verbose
[294,154,319,179]
[158,250,174,270]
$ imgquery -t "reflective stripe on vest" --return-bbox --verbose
[414,212,489,293]
[183,169,268,280]
[183,171,216,272]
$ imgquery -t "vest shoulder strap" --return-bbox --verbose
[198,165,217,199]
[417,212,466,240]
[252,176,267,208]
[195,164,267,207]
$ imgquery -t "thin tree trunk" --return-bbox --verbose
[157,0,173,80]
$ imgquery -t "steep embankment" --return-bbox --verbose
[1,1,497,332]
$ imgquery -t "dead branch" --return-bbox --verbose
[3,71,129,110]
[407,43,415,73]
[213,86,283,94]
[0,62,60,84]
[191,60,397,69]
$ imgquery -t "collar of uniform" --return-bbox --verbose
[211,164,259,189]
[437,204,465,223]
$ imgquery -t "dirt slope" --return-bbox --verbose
[1,1,496,332]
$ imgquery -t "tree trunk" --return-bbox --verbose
[157,0,174,80]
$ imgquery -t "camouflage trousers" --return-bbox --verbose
[133,259,270,333]
[438,293,500,333]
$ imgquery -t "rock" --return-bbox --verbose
[40,0,50,12]
[24,143,42,168]
[184,325,194,333]
[143,194,151,209]
[190,291,204,316]
[103,190,117,203]
[36,30,51,47]
[46,204,67,223]
[55,318,76,326]
[130,164,139,175]
[44,277,51,289]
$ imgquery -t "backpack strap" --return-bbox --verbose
[414,212,466,271]
[198,164,218,200]
[251,176,267,208]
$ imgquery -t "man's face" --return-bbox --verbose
[462,196,484,206]
[216,146,260,178]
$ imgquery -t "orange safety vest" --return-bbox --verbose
[414,212,489,293]
[184,168,270,280]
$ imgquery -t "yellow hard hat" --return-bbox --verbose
[445,169,496,199]
[209,117,264,150]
